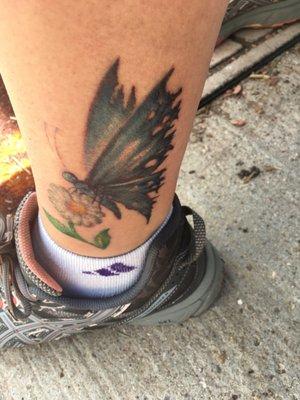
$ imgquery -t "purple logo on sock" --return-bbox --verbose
[83,263,136,277]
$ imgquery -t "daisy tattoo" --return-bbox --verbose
[45,58,182,249]
[48,184,104,227]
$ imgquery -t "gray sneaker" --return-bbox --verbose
[0,192,223,349]
[219,0,300,43]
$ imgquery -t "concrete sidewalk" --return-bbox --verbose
[0,46,299,400]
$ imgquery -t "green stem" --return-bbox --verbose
[67,222,108,249]
[44,209,111,249]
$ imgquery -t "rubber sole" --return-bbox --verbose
[219,0,300,43]
[129,241,224,326]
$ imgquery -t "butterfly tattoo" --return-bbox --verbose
[46,58,182,249]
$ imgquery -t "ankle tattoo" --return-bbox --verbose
[44,58,182,249]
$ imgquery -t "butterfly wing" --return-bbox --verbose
[86,62,182,221]
[85,58,136,170]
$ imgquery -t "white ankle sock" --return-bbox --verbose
[32,210,171,298]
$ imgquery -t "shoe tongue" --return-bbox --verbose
[15,193,63,296]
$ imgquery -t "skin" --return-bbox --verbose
[0,0,228,257]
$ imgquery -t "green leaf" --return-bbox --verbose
[43,209,79,239]
[93,229,111,249]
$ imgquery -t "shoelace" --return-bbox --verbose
[0,214,32,320]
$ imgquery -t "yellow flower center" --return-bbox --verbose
[67,199,87,216]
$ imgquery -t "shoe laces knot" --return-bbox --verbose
[0,214,31,320]
[0,214,14,255]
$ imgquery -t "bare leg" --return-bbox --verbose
[0,0,227,257]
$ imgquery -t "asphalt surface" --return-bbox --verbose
[0,45,299,400]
